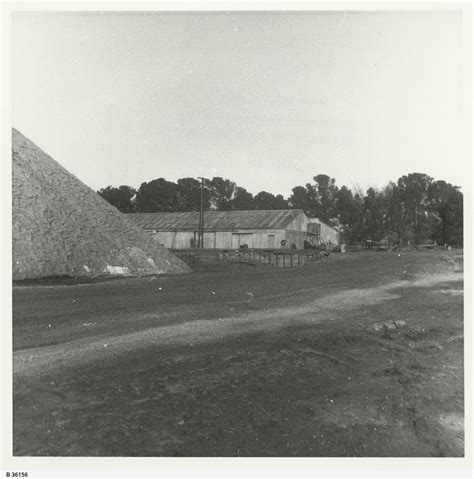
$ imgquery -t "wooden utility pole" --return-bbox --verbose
[198,177,205,249]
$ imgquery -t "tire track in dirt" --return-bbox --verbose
[13,272,461,379]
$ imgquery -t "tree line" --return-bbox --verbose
[98,173,463,246]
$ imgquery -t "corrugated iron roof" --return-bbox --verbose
[127,210,305,231]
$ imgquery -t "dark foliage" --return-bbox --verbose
[98,185,136,213]
[99,172,463,246]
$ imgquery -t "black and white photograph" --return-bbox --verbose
[2,1,472,477]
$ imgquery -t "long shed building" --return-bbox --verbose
[128,210,339,250]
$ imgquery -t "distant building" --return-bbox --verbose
[308,217,340,245]
[127,210,339,250]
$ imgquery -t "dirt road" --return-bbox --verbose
[13,250,464,456]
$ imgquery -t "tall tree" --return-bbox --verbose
[362,187,386,241]
[397,173,433,244]
[176,177,210,211]
[335,185,363,243]
[135,178,180,212]
[273,194,289,209]
[384,182,408,244]
[254,191,275,210]
[290,175,339,220]
[289,185,312,214]
[428,180,463,246]
[231,187,255,210]
[98,185,136,213]
[207,177,236,211]
[255,191,289,210]
[312,174,339,222]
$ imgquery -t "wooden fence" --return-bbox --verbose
[173,248,322,268]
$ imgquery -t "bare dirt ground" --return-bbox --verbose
[12,250,464,456]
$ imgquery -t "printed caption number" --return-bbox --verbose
[5,474,28,478]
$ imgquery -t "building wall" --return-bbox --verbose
[284,212,311,249]
[147,231,195,250]
[148,229,290,250]
[308,218,339,244]
[319,222,339,244]
[286,212,308,232]
[284,230,306,249]
[144,211,339,250]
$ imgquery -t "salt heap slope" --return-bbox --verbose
[12,129,190,280]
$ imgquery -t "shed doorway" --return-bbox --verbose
[267,235,275,248]
[232,233,253,249]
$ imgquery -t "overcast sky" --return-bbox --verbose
[12,10,465,196]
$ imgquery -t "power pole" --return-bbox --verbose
[198,177,205,249]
